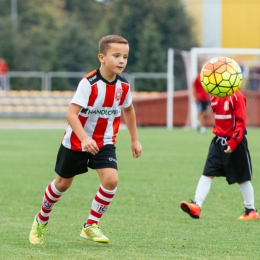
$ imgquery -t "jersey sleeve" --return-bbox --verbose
[116,75,133,108]
[122,91,132,108]
[227,93,246,151]
[70,78,91,108]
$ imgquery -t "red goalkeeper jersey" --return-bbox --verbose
[210,90,246,151]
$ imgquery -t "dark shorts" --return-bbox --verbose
[197,100,209,113]
[202,136,252,184]
[55,144,118,179]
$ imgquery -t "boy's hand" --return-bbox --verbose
[224,144,233,154]
[131,141,142,158]
[82,138,99,155]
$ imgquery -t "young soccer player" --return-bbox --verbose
[29,35,142,244]
[180,90,259,220]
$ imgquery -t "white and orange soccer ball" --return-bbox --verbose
[200,56,243,98]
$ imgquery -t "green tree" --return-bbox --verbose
[53,15,99,90]
[0,0,66,89]
[0,0,66,71]
[134,14,166,91]
[63,0,107,24]
[0,0,197,91]
[0,17,18,69]
[56,16,98,72]
[103,0,196,65]
[103,0,196,90]
[15,0,65,72]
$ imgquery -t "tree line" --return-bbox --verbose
[0,0,197,91]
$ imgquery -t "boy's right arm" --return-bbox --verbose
[66,103,99,155]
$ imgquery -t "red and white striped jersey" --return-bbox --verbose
[62,69,132,151]
[210,90,246,151]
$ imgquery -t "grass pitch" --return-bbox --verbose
[0,127,260,259]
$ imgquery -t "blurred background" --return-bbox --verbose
[0,0,259,126]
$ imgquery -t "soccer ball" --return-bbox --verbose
[200,56,243,98]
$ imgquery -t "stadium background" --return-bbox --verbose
[0,0,260,127]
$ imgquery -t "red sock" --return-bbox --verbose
[86,185,117,226]
[37,181,65,224]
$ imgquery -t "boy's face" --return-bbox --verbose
[99,43,129,75]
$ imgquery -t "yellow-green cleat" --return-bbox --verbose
[29,216,47,244]
[80,223,109,243]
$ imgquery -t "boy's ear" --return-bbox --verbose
[98,53,104,63]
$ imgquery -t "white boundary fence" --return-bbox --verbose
[5,72,45,91]
[2,71,169,93]
[45,72,86,91]
[128,72,167,90]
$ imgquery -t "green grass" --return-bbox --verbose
[1,127,260,259]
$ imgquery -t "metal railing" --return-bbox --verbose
[4,71,46,91]
[45,72,87,91]
[128,72,167,91]
[1,71,166,92]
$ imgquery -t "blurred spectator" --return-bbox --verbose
[246,64,260,91]
[0,58,8,90]
[193,72,210,134]
[238,61,249,89]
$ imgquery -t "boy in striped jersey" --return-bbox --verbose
[29,35,142,244]
[180,90,258,220]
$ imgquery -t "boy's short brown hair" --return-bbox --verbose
[99,35,128,54]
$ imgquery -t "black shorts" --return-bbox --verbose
[197,100,209,113]
[55,144,118,179]
[202,136,252,184]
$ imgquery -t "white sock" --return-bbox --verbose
[200,126,206,134]
[194,175,213,208]
[239,181,255,210]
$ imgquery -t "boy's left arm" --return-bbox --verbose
[122,104,142,158]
